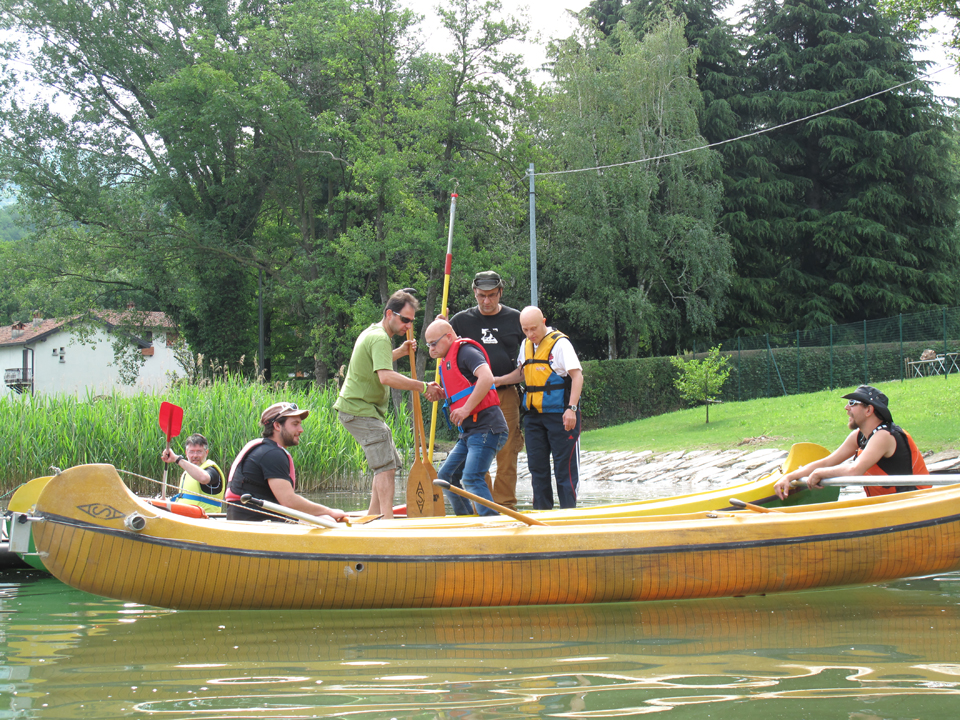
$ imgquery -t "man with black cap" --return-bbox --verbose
[450,271,525,509]
[774,385,930,499]
[224,401,346,522]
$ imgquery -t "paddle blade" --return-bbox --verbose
[405,460,435,518]
[159,401,184,441]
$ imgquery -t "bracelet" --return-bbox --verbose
[422,381,427,394]
[176,455,184,465]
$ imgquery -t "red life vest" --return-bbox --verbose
[224,438,296,502]
[856,426,931,497]
[439,338,500,422]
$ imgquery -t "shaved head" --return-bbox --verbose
[425,319,455,358]
[519,306,548,345]
[425,319,452,342]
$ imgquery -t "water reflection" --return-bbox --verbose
[2,569,960,718]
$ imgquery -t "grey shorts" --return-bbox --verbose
[338,411,403,474]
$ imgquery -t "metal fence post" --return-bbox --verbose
[829,325,834,390]
[766,333,771,398]
[796,330,800,395]
[737,336,741,402]
[899,313,903,382]
[945,307,949,381]
[863,319,868,385]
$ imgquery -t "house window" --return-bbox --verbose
[166,332,179,347]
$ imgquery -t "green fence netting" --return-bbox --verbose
[692,306,960,402]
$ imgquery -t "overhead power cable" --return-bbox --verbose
[533,62,960,178]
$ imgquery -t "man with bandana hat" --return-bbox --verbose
[774,385,930,499]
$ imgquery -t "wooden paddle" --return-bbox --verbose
[405,330,444,517]
[158,401,184,500]
[240,494,341,527]
[729,497,782,513]
[434,479,548,526]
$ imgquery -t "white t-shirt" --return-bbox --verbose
[516,328,582,377]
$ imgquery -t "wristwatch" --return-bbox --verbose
[565,404,578,412]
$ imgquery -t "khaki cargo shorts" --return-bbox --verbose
[338,411,403,474]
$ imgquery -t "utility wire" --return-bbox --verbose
[534,62,960,178]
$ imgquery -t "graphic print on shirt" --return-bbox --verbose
[480,327,499,345]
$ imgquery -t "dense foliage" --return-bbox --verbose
[1,0,958,379]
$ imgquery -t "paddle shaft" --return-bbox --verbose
[240,494,339,528]
[729,497,781,513]
[161,439,170,500]
[428,191,458,463]
[794,474,960,487]
[433,479,548,526]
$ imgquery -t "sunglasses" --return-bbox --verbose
[395,313,414,325]
[846,399,865,407]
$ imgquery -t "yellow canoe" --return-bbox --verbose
[28,461,960,610]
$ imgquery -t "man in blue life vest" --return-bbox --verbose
[494,306,584,510]
[773,385,930,499]
[160,433,225,513]
[224,402,346,522]
[425,319,509,515]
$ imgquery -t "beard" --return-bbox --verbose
[279,425,300,446]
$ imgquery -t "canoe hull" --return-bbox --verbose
[32,464,960,611]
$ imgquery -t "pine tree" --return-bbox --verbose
[723,0,960,332]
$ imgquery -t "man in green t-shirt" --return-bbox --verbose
[335,289,442,519]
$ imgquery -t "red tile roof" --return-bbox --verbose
[0,311,175,347]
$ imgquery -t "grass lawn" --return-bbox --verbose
[581,375,960,454]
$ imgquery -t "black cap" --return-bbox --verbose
[472,271,504,290]
[842,385,893,423]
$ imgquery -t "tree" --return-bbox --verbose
[721,0,960,333]
[669,345,731,422]
[539,18,734,360]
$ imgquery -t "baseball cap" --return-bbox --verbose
[260,401,309,426]
[842,385,893,423]
[472,271,504,290]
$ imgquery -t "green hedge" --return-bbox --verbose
[579,358,684,430]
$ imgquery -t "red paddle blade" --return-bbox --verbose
[158,401,184,441]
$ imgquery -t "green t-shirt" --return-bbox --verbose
[334,323,394,419]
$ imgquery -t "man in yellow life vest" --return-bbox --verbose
[161,433,226,513]
[494,306,584,509]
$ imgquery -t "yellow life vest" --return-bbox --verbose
[175,459,226,512]
[522,331,572,413]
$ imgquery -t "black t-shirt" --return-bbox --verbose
[226,439,294,521]
[451,344,509,437]
[199,466,223,495]
[450,305,523,378]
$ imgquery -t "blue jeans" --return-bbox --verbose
[439,431,508,516]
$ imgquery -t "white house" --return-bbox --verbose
[0,311,183,397]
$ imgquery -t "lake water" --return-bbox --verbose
[3,481,960,718]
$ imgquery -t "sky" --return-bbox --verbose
[405,0,960,99]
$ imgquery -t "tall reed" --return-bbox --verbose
[0,377,414,496]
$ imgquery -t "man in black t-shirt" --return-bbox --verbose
[225,402,346,522]
[449,271,525,509]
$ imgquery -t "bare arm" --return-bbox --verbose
[807,430,897,486]
[377,368,427,393]
[392,338,416,362]
[161,448,215,486]
[774,430,861,498]
[561,368,584,431]
[267,478,346,520]
[493,366,523,387]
